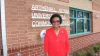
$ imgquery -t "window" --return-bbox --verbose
[70,8,91,36]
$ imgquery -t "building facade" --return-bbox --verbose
[0,0,100,56]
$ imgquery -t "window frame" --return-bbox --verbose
[70,8,91,36]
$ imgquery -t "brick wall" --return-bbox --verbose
[5,0,100,56]
[92,1,100,33]
[5,0,45,56]
[37,0,69,7]
[8,32,100,56]
[92,2,100,11]
[70,33,100,53]
[69,1,100,53]
[5,0,69,56]
[92,12,100,33]
[8,44,44,56]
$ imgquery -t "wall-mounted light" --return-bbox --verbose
[95,15,100,18]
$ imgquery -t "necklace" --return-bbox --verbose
[54,27,60,36]
[55,30,59,36]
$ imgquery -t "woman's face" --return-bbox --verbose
[52,17,60,28]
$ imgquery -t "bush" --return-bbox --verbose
[71,50,87,56]
[86,47,94,56]
[71,43,100,56]
[93,44,100,53]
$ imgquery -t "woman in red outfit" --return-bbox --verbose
[44,13,70,56]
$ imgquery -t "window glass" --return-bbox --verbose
[70,19,76,34]
[77,19,84,33]
[84,19,90,32]
[77,11,83,18]
[84,13,89,19]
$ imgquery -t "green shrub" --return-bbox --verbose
[71,43,100,56]
[72,50,87,56]
[86,48,94,56]
[93,44,100,53]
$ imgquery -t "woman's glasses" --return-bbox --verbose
[52,20,60,23]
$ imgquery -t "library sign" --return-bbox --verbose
[31,1,70,27]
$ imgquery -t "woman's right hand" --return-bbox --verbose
[44,53,48,56]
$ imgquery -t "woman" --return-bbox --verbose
[44,13,70,56]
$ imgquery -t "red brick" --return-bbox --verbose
[5,0,100,56]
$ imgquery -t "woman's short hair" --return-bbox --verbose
[50,13,62,24]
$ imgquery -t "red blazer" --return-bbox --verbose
[44,27,70,56]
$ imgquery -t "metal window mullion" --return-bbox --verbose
[76,10,78,33]
[83,12,85,32]
[89,13,91,31]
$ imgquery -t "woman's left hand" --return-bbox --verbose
[67,53,70,56]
